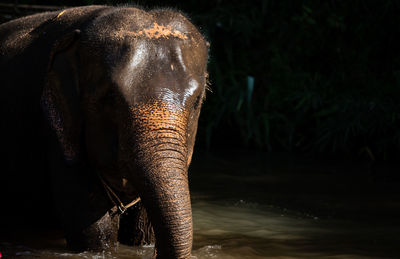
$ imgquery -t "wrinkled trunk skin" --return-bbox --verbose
[128,101,193,259]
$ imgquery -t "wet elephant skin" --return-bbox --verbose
[0,5,208,259]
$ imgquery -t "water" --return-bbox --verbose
[1,151,399,258]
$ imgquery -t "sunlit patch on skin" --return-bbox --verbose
[182,79,199,104]
[56,10,66,19]
[158,88,180,105]
[130,22,188,40]
[129,41,148,69]
[175,46,187,72]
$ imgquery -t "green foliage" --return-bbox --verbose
[192,0,400,160]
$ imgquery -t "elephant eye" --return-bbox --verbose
[193,94,202,109]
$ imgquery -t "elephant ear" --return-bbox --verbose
[41,29,82,164]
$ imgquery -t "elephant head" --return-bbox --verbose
[41,8,208,259]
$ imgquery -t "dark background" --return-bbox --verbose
[1,2,400,257]
[2,0,400,163]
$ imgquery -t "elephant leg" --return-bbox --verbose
[118,203,155,246]
[47,139,119,252]
[66,208,120,251]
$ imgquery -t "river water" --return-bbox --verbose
[1,151,399,258]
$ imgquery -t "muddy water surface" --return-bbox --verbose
[1,151,399,258]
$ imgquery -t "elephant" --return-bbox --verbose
[0,5,208,259]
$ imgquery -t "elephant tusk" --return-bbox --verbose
[98,174,141,214]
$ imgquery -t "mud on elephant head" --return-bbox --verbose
[1,5,209,259]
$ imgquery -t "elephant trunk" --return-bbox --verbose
[130,101,192,259]
[141,163,192,259]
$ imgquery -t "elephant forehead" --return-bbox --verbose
[123,39,181,75]
[113,22,189,42]
[117,39,201,105]
[129,22,188,40]
[128,41,149,69]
